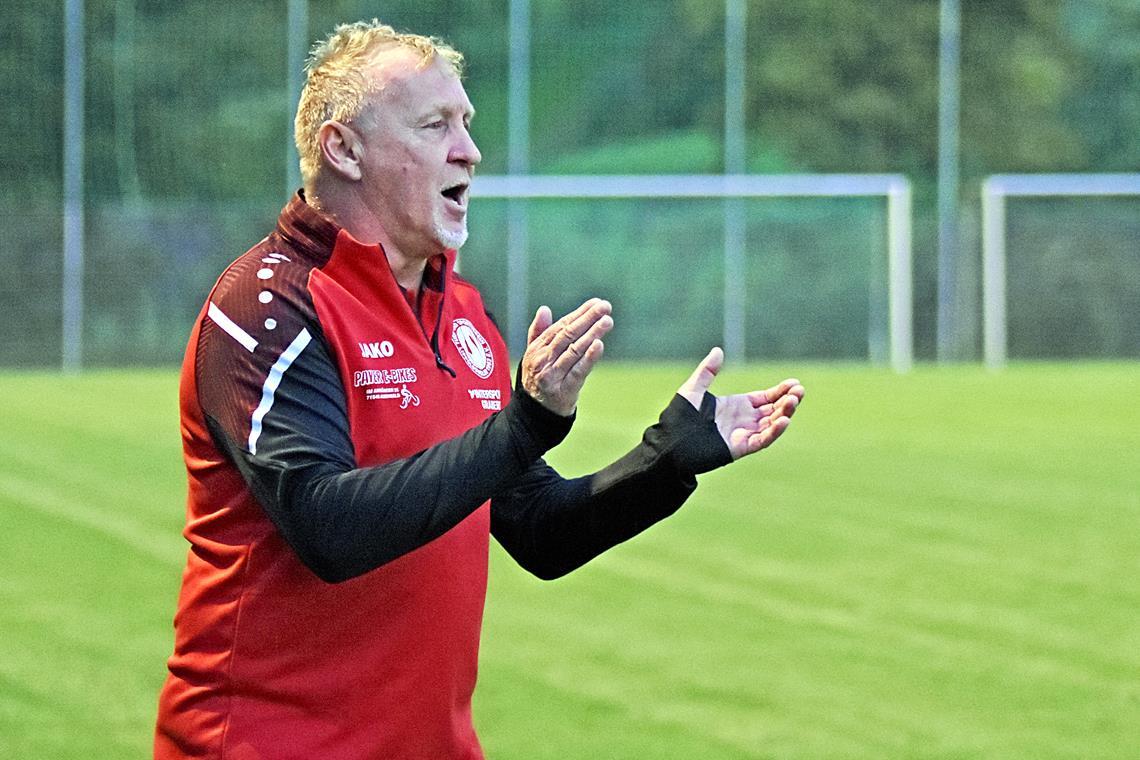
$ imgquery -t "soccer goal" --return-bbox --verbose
[471,174,913,372]
[981,173,1140,369]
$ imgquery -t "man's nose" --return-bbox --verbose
[450,128,481,168]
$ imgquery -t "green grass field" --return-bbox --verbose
[1,363,1137,758]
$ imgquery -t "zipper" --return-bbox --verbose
[424,259,456,378]
[393,251,457,379]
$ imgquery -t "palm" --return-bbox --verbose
[717,392,780,458]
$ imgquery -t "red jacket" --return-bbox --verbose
[157,195,527,759]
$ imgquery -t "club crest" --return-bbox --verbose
[451,318,494,379]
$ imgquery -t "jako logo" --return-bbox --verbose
[359,341,395,359]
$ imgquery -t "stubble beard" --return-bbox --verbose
[434,215,469,251]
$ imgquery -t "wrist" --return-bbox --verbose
[654,393,732,475]
[506,368,576,452]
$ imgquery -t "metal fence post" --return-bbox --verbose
[506,0,531,356]
[286,0,308,199]
[62,0,86,373]
[723,0,746,360]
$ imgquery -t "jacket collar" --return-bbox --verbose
[276,190,454,290]
[275,190,340,264]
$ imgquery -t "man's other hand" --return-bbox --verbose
[521,298,614,416]
[678,347,805,460]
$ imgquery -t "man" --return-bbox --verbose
[155,19,803,759]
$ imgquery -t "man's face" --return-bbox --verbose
[354,53,481,259]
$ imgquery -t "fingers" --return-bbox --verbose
[743,416,791,456]
[682,347,724,394]
[748,378,804,408]
[677,346,725,410]
[725,378,805,459]
[751,383,803,422]
[550,311,613,376]
[520,297,614,416]
[536,298,610,349]
[560,335,606,391]
[527,305,552,346]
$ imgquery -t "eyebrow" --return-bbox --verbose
[418,104,476,122]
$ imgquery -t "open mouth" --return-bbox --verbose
[441,182,468,209]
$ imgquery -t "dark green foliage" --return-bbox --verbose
[8,0,1137,199]
[0,206,64,366]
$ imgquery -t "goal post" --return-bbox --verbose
[471,174,913,372]
[982,173,1140,369]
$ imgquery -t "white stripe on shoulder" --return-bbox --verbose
[207,301,258,353]
[248,328,313,455]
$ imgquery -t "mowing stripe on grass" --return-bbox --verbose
[0,471,181,566]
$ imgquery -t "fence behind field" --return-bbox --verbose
[3,0,1138,369]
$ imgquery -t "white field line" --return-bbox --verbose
[0,471,182,567]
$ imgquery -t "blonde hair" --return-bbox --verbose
[294,19,464,185]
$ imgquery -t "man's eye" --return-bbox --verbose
[424,120,445,130]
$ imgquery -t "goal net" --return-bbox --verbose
[466,175,912,370]
[982,174,1140,367]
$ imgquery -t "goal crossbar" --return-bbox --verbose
[471,174,913,372]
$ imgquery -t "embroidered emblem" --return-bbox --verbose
[451,319,494,379]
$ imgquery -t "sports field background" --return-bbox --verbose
[1,362,1136,758]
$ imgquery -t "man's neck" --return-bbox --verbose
[386,250,429,292]
[307,187,428,291]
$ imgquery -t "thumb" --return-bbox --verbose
[527,305,552,345]
[679,346,724,404]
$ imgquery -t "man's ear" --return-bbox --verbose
[317,120,363,182]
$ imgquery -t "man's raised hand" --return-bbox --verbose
[521,298,614,416]
[677,347,805,460]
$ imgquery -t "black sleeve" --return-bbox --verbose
[490,392,732,580]
[204,333,573,583]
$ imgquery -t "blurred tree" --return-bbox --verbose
[0,1,64,203]
[528,0,725,173]
[1061,0,1140,171]
[9,0,1136,200]
[82,0,288,200]
[962,0,1086,176]
[733,0,939,175]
